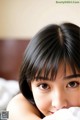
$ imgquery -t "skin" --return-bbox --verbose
[7,65,80,120]
[31,65,80,116]
[7,93,41,120]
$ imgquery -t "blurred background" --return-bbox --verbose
[0,0,80,38]
[0,0,80,110]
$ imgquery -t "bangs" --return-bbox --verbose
[26,51,79,83]
[30,58,79,82]
[26,34,64,81]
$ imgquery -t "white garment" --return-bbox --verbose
[43,107,80,120]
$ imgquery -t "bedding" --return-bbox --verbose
[43,107,80,120]
[0,78,19,110]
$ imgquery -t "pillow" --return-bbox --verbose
[43,107,80,120]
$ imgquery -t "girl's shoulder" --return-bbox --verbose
[7,93,41,120]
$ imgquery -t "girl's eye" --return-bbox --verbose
[67,81,80,88]
[38,83,50,90]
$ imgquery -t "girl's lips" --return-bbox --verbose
[50,111,54,114]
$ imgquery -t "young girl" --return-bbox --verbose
[7,22,80,120]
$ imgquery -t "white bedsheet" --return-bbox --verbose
[43,107,80,120]
[0,78,19,110]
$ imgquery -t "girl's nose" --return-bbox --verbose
[51,89,68,110]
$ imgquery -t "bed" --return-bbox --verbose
[0,39,30,110]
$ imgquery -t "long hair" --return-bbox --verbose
[19,22,80,105]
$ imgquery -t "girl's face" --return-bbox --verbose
[31,65,80,116]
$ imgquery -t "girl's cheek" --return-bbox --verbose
[34,96,50,116]
[32,90,50,111]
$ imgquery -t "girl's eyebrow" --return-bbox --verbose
[35,74,80,81]
[64,74,80,80]
[35,76,49,80]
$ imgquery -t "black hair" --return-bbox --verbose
[19,22,80,107]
